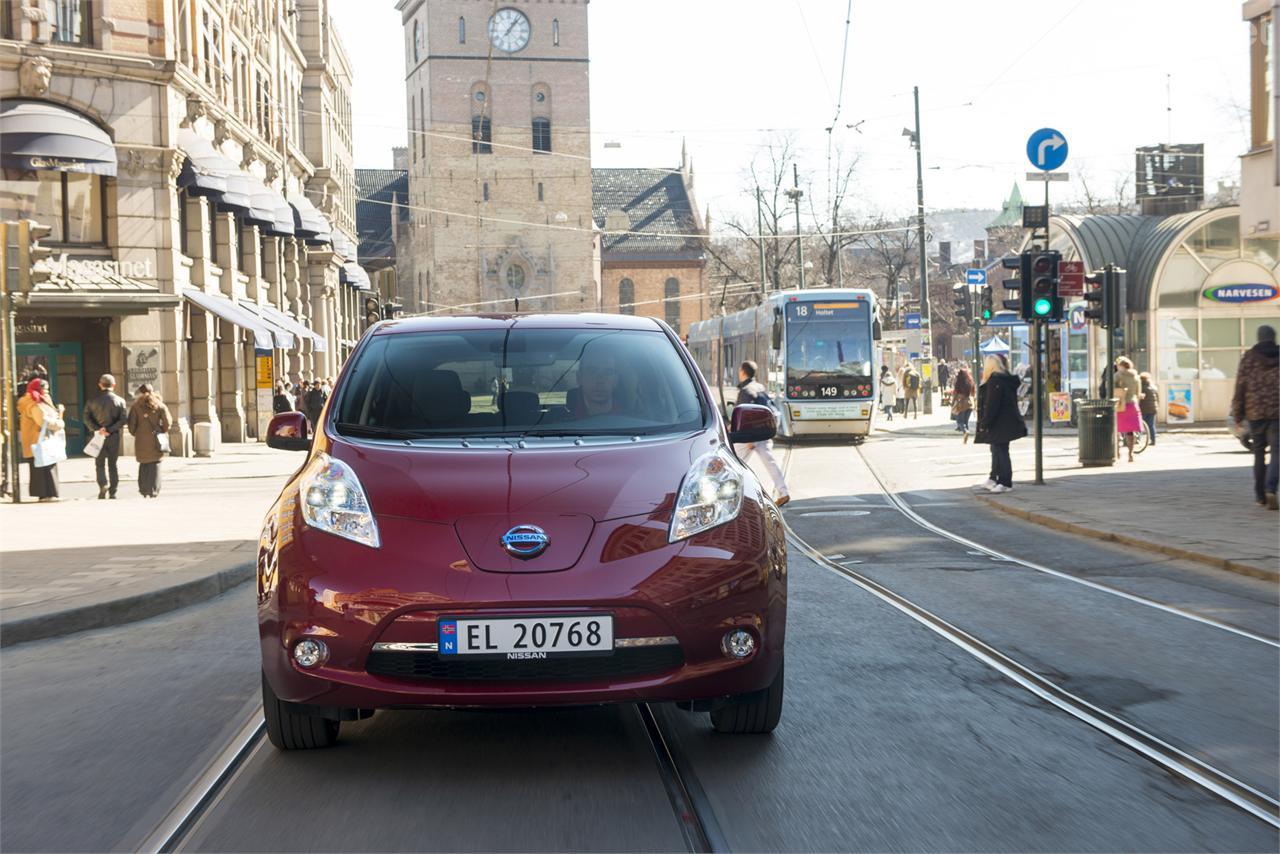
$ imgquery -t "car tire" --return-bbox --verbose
[709,661,783,734]
[262,672,340,750]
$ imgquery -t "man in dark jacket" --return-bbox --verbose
[975,357,1028,493]
[302,380,327,430]
[1232,325,1279,509]
[733,361,789,506]
[83,373,128,499]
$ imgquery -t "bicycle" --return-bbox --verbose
[1118,417,1151,457]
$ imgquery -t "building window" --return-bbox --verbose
[664,277,680,331]
[201,12,224,95]
[506,264,526,291]
[419,90,425,157]
[459,16,466,44]
[1251,11,1274,148]
[532,118,551,153]
[537,182,544,202]
[471,116,492,154]
[412,19,421,62]
[552,18,559,46]
[619,278,634,315]
[409,99,416,162]
[178,188,191,257]
[482,182,489,202]
[52,0,91,45]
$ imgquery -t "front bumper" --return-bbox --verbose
[259,505,787,710]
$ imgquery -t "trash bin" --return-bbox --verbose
[1076,399,1117,467]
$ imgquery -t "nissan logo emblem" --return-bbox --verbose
[501,524,549,559]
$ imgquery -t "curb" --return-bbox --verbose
[976,495,1279,583]
[0,562,254,648]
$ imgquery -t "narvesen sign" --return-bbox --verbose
[1202,284,1280,304]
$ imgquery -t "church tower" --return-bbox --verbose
[396,0,597,314]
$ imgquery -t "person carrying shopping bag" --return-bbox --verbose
[127,383,173,498]
[1113,357,1142,463]
[18,378,66,501]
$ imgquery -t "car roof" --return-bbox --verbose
[372,313,667,335]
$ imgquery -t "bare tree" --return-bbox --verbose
[848,216,918,328]
[807,146,861,287]
[720,134,804,293]
[1072,168,1134,216]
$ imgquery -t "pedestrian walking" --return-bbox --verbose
[878,365,897,421]
[951,367,975,435]
[83,373,128,499]
[273,380,296,414]
[1138,372,1158,447]
[903,364,922,419]
[938,361,951,392]
[1113,357,1142,463]
[975,354,1027,493]
[303,379,327,429]
[17,378,65,501]
[1231,324,1279,510]
[734,361,789,506]
[127,383,172,498]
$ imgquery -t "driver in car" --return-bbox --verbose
[573,349,624,418]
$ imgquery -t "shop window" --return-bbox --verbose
[1243,237,1280,270]
[14,172,107,245]
[1201,317,1241,349]
[1156,249,1204,308]
[1245,316,1280,343]
[1199,350,1240,379]
[53,0,91,45]
[618,278,634,315]
[664,277,680,331]
[1185,218,1239,269]
[532,118,551,153]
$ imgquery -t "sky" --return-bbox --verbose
[330,0,1250,230]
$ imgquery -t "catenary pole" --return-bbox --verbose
[913,86,933,414]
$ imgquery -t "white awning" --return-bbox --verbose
[184,289,294,350]
[246,301,327,353]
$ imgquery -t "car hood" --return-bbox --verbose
[328,431,720,572]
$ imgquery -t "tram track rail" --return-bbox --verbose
[775,440,1280,829]
[137,700,725,853]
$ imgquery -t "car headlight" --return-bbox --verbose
[299,453,380,548]
[669,449,744,542]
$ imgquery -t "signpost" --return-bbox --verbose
[904,312,922,329]
[1024,127,1069,485]
[1059,260,1085,297]
[965,268,987,287]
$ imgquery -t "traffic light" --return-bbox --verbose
[952,283,971,320]
[978,285,993,321]
[1001,254,1027,316]
[382,302,402,320]
[1027,249,1062,321]
[17,219,54,292]
[1083,268,1107,327]
[363,295,381,327]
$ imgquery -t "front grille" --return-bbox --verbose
[366,645,684,682]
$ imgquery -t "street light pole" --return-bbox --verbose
[910,85,933,413]
[787,163,806,290]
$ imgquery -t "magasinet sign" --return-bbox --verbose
[1202,284,1279,303]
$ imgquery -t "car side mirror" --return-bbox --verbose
[728,403,776,444]
[266,412,311,451]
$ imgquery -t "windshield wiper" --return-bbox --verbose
[334,423,426,440]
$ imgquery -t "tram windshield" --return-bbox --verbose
[784,300,874,400]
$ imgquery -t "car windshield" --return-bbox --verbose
[334,328,706,438]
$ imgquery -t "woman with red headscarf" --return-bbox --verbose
[17,378,65,501]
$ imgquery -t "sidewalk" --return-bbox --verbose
[862,399,1279,582]
[0,443,301,646]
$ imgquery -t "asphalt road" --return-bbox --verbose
[2,437,1277,852]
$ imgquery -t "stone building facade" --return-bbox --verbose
[0,0,366,458]
[396,0,599,315]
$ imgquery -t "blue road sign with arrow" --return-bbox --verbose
[965,269,987,286]
[1026,127,1068,171]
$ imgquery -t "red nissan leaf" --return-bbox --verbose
[257,314,786,749]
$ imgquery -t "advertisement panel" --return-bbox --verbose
[1166,383,1194,424]
[1049,391,1072,423]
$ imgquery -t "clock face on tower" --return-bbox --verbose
[488,8,530,53]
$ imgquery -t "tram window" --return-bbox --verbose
[872,316,883,341]
[771,309,782,350]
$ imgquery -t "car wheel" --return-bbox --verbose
[709,660,783,734]
[262,672,340,750]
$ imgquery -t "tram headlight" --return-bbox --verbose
[670,449,744,542]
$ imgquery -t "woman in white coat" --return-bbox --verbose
[878,365,898,421]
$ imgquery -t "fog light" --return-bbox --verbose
[721,629,756,659]
[292,638,328,668]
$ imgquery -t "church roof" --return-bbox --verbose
[987,183,1025,229]
[355,168,408,267]
[591,168,704,262]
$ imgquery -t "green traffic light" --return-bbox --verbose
[1033,297,1052,316]
[982,309,992,320]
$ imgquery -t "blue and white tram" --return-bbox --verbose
[687,289,881,441]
